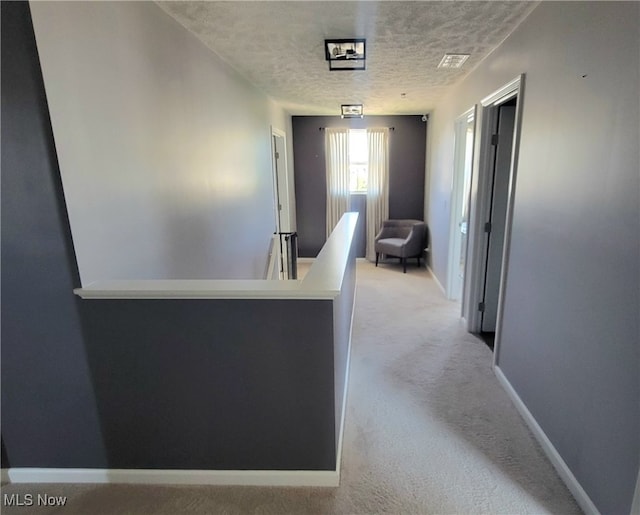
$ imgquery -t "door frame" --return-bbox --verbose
[463,75,525,365]
[271,127,291,233]
[270,127,291,279]
[447,107,476,304]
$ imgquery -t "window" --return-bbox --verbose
[348,129,368,192]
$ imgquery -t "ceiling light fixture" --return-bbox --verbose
[325,39,366,71]
[437,53,470,69]
[341,104,363,118]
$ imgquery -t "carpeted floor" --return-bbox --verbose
[1,261,581,514]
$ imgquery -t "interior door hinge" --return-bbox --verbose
[484,222,492,233]
[275,152,280,159]
[491,134,499,146]
[478,302,485,312]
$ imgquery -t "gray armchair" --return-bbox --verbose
[375,219,427,273]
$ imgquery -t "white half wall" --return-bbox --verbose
[30,1,290,284]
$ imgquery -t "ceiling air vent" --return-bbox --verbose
[437,54,470,69]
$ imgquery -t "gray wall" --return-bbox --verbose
[29,1,288,284]
[293,116,426,257]
[1,2,347,473]
[426,2,639,513]
[1,1,107,468]
[1,439,9,469]
[79,299,336,470]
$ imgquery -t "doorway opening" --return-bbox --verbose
[462,75,525,358]
[270,127,296,279]
[480,97,517,345]
[447,108,476,304]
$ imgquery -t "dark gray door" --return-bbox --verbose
[482,104,516,332]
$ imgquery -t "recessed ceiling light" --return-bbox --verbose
[437,54,470,69]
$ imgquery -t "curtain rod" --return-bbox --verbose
[319,127,395,131]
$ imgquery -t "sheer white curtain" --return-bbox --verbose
[366,127,390,261]
[325,128,350,239]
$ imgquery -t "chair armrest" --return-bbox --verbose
[402,224,426,256]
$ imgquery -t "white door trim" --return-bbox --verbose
[272,127,291,233]
[463,74,525,354]
[271,127,292,279]
[491,75,525,367]
[447,107,474,301]
[481,76,521,106]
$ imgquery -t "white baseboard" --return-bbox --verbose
[427,265,447,296]
[1,468,9,484]
[631,465,640,515]
[6,279,358,490]
[5,264,358,491]
[494,366,599,515]
[7,468,338,487]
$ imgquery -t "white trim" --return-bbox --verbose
[463,75,524,342]
[7,468,338,487]
[5,295,358,490]
[74,213,357,301]
[1,468,9,484]
[447,107,476,301]
[6,259,359,491]
[271,126,292,234]
[631,466,640,515]
[427,266,447,296]
[494,366,599,515]
[481,76,522,107]
[463,97,491,332]
[265,234,280,280]
[491,75,525,367]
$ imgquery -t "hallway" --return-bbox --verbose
[1,262,581,514]
[337,261,579,513]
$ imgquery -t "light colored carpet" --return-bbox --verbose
[1,261,581,514]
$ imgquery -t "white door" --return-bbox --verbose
[272,130,291,233]
[448,109,475,302]
[271,128,293,278]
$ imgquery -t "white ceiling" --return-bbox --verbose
[157,1,537,116]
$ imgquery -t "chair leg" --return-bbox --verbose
[417,256,421,267]
[375,253,379,267]
[403,257,407,273]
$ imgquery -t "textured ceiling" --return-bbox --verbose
[157,1,536,115]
